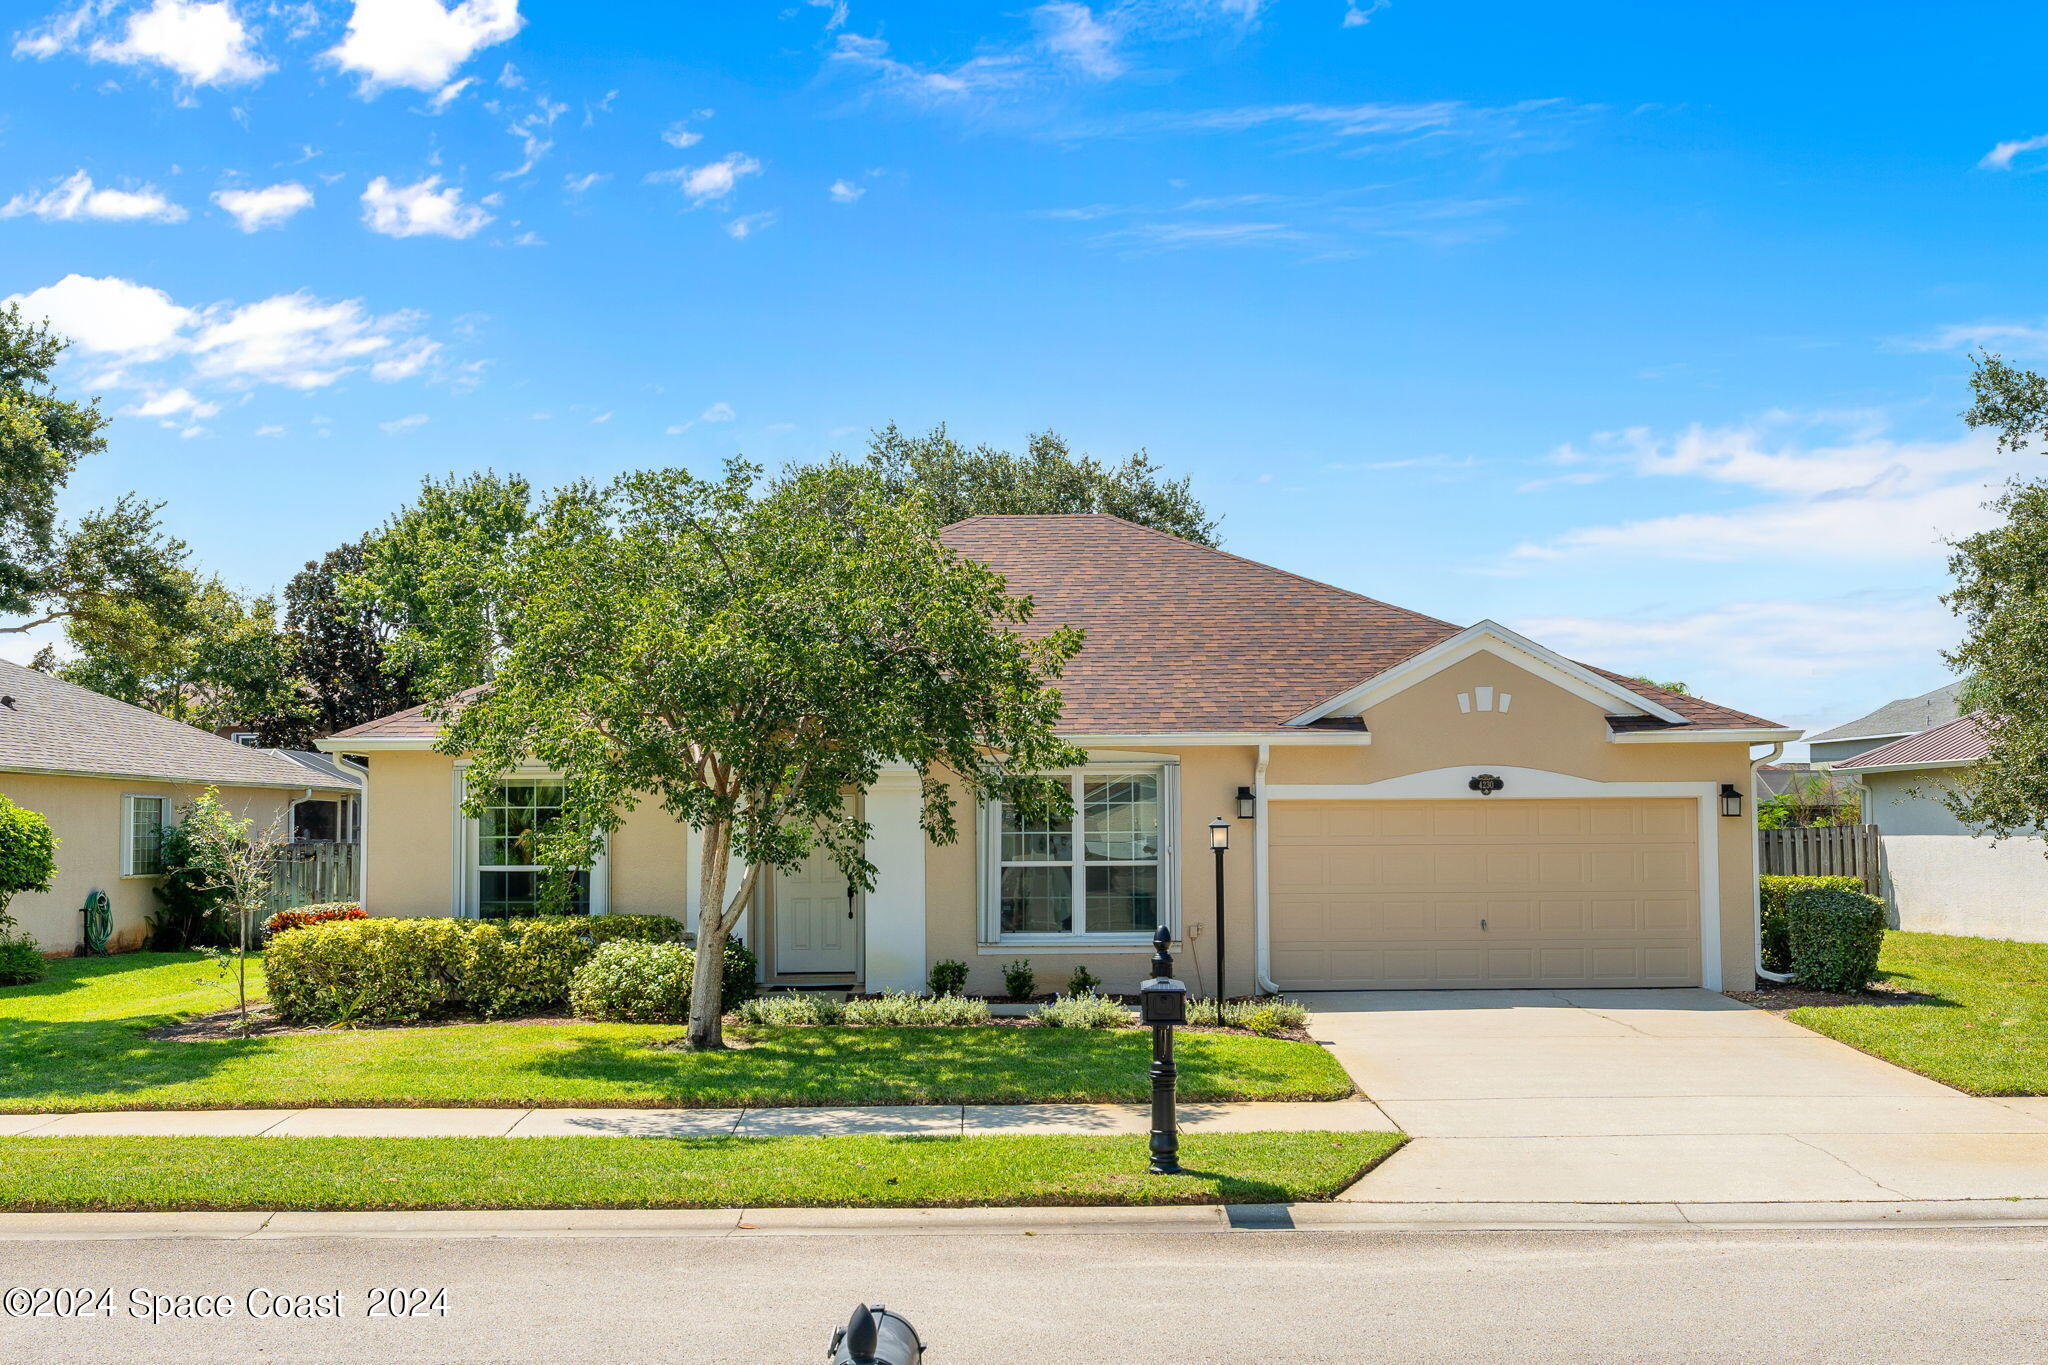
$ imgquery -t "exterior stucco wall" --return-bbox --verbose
[1809,737,1894,767]
[0,773,302,954]
[1879,835,2048,943]
[357,751,689,921]
[1863,769,1972,836]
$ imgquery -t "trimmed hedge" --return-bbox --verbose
[1759,875,1865,973]
[262,903,366,938]
[263,914,697,1025]
[567,939,760,1023]
[1787,885,1888,994]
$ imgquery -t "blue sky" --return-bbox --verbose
[3,1,2043,743]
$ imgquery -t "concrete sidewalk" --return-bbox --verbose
[1312,989,2048,1204]
[0,1098,1397,1139]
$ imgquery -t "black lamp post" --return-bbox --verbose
[1208,817,1231,1000]
[1139,925,1188,1175]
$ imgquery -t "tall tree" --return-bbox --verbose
[812,423,1220,545]
[1939,352,2048,837]
[353,471,534,698]
[34,572,293,732]
[0,303,192,637]
[255,540,425,748]
[430,460,1085,1049]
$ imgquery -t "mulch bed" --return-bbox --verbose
[1727,978,1938,1014]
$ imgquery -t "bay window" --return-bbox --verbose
[984,765,1176,943]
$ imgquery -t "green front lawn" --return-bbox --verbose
[0,1132,1403,1210]
[0,953,1354,1111]
[1786,931,2048,1094]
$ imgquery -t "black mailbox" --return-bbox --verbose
[1139,973,1187,1025]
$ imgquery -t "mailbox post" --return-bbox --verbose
[1138,924,1189,1175]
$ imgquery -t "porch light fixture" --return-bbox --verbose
[1236,785,1256,819]
[1720,783,1743,818]
[1209,817,1231,1001]
[1209,817,1231,851]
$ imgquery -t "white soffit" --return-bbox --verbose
[1284,619,1690,728]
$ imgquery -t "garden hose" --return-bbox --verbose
[80,889,111,956]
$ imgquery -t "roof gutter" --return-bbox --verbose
[1830,758,1972,776]
[1750,741,1793,985]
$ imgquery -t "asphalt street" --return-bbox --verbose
[2,1224,2045,1362]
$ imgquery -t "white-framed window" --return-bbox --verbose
[230,732,259,747]
[457,773,609,918]
[121,794,170,877]
[979,763,1177,944]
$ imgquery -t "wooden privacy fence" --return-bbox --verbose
[1758,824,1881,892]
[266,842,360,913]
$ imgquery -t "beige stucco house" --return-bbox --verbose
[317,515,1797,996]
[0,660,361,954]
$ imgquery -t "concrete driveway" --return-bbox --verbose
[1316,989,2048,1204]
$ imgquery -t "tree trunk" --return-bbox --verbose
[687,819,733,1051]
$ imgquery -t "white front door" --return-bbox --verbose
[774,842,858,975]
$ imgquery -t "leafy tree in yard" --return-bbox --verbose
[33,572,294,731]
[427,460,1086,1049]
[254,539,424,749]
[808,423,1220,546]
[353,471,534,698]
[0,794,57,984]
[154,790,282,1032]
[1942,352,2048,838]
[0,304,192,638]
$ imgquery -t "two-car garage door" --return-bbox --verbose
[1269,798,1700,989]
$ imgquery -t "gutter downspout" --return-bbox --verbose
[1253,744,1281,996]
[1750,741,1794,984]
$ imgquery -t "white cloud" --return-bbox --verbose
[700,401,735,422]
[1980,133,2048,171]
[326,0,522,95]
[253,423,285,437]
[828,178,865,204]
[724,211,776,240]
[4,274,195,355]
[212,181,313,231]
[14,0,276,87]
[1510,415,2012,565]
[564,171,607,195]
[426,74,474,110]
[1518,593,1959,692]
[661,121,706,149]
[828,31,1029,102]
[1342,0,1388,25]
[368,338,441,381]
[1897,317,2048,358]
[1,169,186,223]
[379,412,429,434]
[805,0,848,29]
[589,410,612,424]
[360,175,492,238]
[648,153,762,205]
[1033,3,1123,78]
[190,292,425,389]
[127,387,219,420]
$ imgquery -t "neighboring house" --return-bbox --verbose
[1755,763,1861,825]
[1833,714,2048,944]
[0,660,360,955]
[315,515,1797,995]
[1805,681,1965,766]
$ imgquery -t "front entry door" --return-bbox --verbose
[774,842,858,975]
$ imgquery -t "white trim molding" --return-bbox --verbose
[1060,731,1370,748]
[1287,620,1689,729]
[449,763,611,918]
[1609,727,1802,745]
[1261,764,1727,991]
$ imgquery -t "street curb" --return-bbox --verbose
[4,1199,2048,1241]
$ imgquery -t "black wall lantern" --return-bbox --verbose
[1719,783,1743,818]
[1235,785,1256,819]
[1468,773,1506,796]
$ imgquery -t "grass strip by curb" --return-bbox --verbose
[0,1132,1405,1212]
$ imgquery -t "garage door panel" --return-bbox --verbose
[1269,798,1700,990]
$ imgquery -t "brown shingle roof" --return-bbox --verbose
[330,514,1782,740]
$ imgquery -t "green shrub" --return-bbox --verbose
[927,958,969,996]
[840,990,991,1026]
[0,933,44,987]
[585,914,688,946]
[736,992,845,1026]
[1759,875,1865,973]
[569,941,695,1023]
[1187,996,1310,1035]
[1065,965,1102,996]
[1001,959,1036,999]
[1788,885,1888,993]
[0,795,56,939]
[459,917,604,1019]
[1033,992,1132,1029]
[265,917,472,1024]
